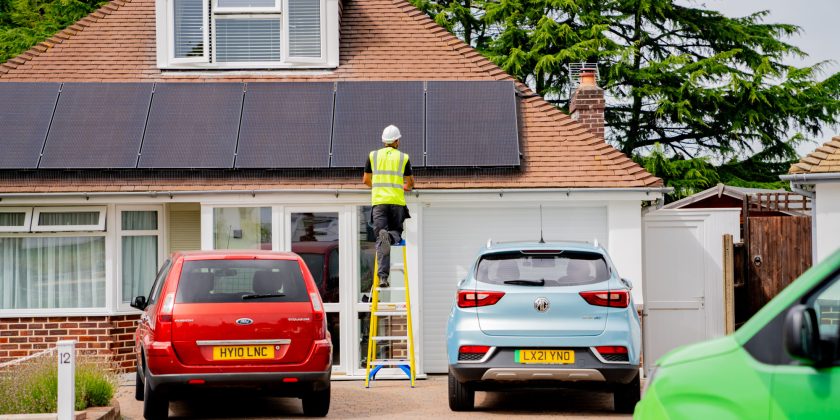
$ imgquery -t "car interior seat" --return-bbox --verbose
[181,271,215,302]
[252,270,282,295]
[494,259,521,282]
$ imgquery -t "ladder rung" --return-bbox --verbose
[373,311,407,316]
[371,336,408,341]
[371,359,410,366]
[376,302,407,307]
[375,287,406,291]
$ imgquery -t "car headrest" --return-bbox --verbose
[566,259,592,280]
[252,270,281,295]
[495,259,520,281]
[183,271,214,301]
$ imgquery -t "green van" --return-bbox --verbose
[635,249,840,419]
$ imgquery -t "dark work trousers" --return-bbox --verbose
[371,204,410,282]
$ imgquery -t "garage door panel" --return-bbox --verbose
[421,206,607,373]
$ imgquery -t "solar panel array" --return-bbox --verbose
[0,81,520,169]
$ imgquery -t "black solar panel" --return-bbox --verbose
[235,83,333,168]
[0,83,60,169]
[331,81,424,168]
[425,81,520,167]
[40,83,153,169]
[139,83,244,169]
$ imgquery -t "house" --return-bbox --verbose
[0,0,663,377]
[783,136,840,263]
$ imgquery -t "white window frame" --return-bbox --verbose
[31,206,107,232]
[0,230,110,317]
[212,13,285,67]
[157,0,338,69]
[0,207,33,233]
[283,0,327,64]
[116,205,166,311]
[167,0,211,65]
[214,0,280,14]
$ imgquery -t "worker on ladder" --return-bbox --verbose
[362,124,414,288]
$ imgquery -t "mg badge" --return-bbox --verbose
[235,318,253,326]
[534,298,550,312]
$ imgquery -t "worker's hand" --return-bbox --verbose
[403,184,412,192]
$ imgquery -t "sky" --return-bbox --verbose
[687,0,840,155]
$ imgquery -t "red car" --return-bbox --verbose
[131,251,332,419]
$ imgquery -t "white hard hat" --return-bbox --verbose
[381,125,402,143]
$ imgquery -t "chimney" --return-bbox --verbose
[569,70,605,139]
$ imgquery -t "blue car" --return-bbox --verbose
[446,241,642,413]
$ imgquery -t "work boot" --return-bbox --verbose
[378,275,390,288]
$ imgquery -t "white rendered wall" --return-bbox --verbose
[608,201,644,304]
[816,183,840,262]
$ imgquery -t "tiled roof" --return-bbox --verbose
[0,0,661,192]
[790,136,840,174]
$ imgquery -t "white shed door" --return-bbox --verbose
[421,205,608,373]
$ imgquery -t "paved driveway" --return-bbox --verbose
[117,375,630,419]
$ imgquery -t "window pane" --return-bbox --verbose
[217,0,276,7]
[215,19,281,62]
[327,312,340,367]
[122,211,158,231]
[213,207,272,250]
[288,0,321,57]
[0,236,105,309]
[122,235,158,303]
[358,313,408,369]
[176,259,308,303]
[38,211,99,226]
[476,251,610,286]
[291,212,339,303]
[0,212,25,227]
[174,0,205,58]
[358,206,376,301]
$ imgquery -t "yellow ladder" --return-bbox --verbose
[364,239,416,387]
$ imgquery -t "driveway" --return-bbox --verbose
[117,375,631,419]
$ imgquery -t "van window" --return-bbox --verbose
[176,259,308,303]
[476,251,611,286]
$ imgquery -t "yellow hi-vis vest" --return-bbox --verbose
[369,147,409,206]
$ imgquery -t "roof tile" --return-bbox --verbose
[0,0,661,192]
[790,136,840,174]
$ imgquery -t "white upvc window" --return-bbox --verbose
[157,0,339,69]
[31,206,107,232]
[117,206,165,310]
[0,207,32,233]
[0,206,109,314]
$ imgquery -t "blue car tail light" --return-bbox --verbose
[579,290,630,308]
[457,290,505,308]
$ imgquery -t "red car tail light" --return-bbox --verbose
[457,290,505,308]
[309,291,326,339]
[579,290,630,308]
[158,292,176,322]
[459,345,491,355]
[595,346,628,355]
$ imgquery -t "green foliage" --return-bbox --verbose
[0,0,107,63]
[409,0,840,166]
[0,353,118,414]
[636,144,792,201]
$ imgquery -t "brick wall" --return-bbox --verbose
[569,84,606,139]
[0,314,141,371]
[818,299,839,327]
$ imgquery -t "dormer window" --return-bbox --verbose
[156,0,339,69]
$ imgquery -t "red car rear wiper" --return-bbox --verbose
[242,293,286,300]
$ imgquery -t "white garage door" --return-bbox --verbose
[421,205,608,373]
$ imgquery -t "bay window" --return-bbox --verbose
[158,0,339,69]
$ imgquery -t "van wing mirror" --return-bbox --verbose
[784,304,822,364]
[131,296,148,310]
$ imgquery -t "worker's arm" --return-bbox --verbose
[363,172,372,187]
[404,175,414,191]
